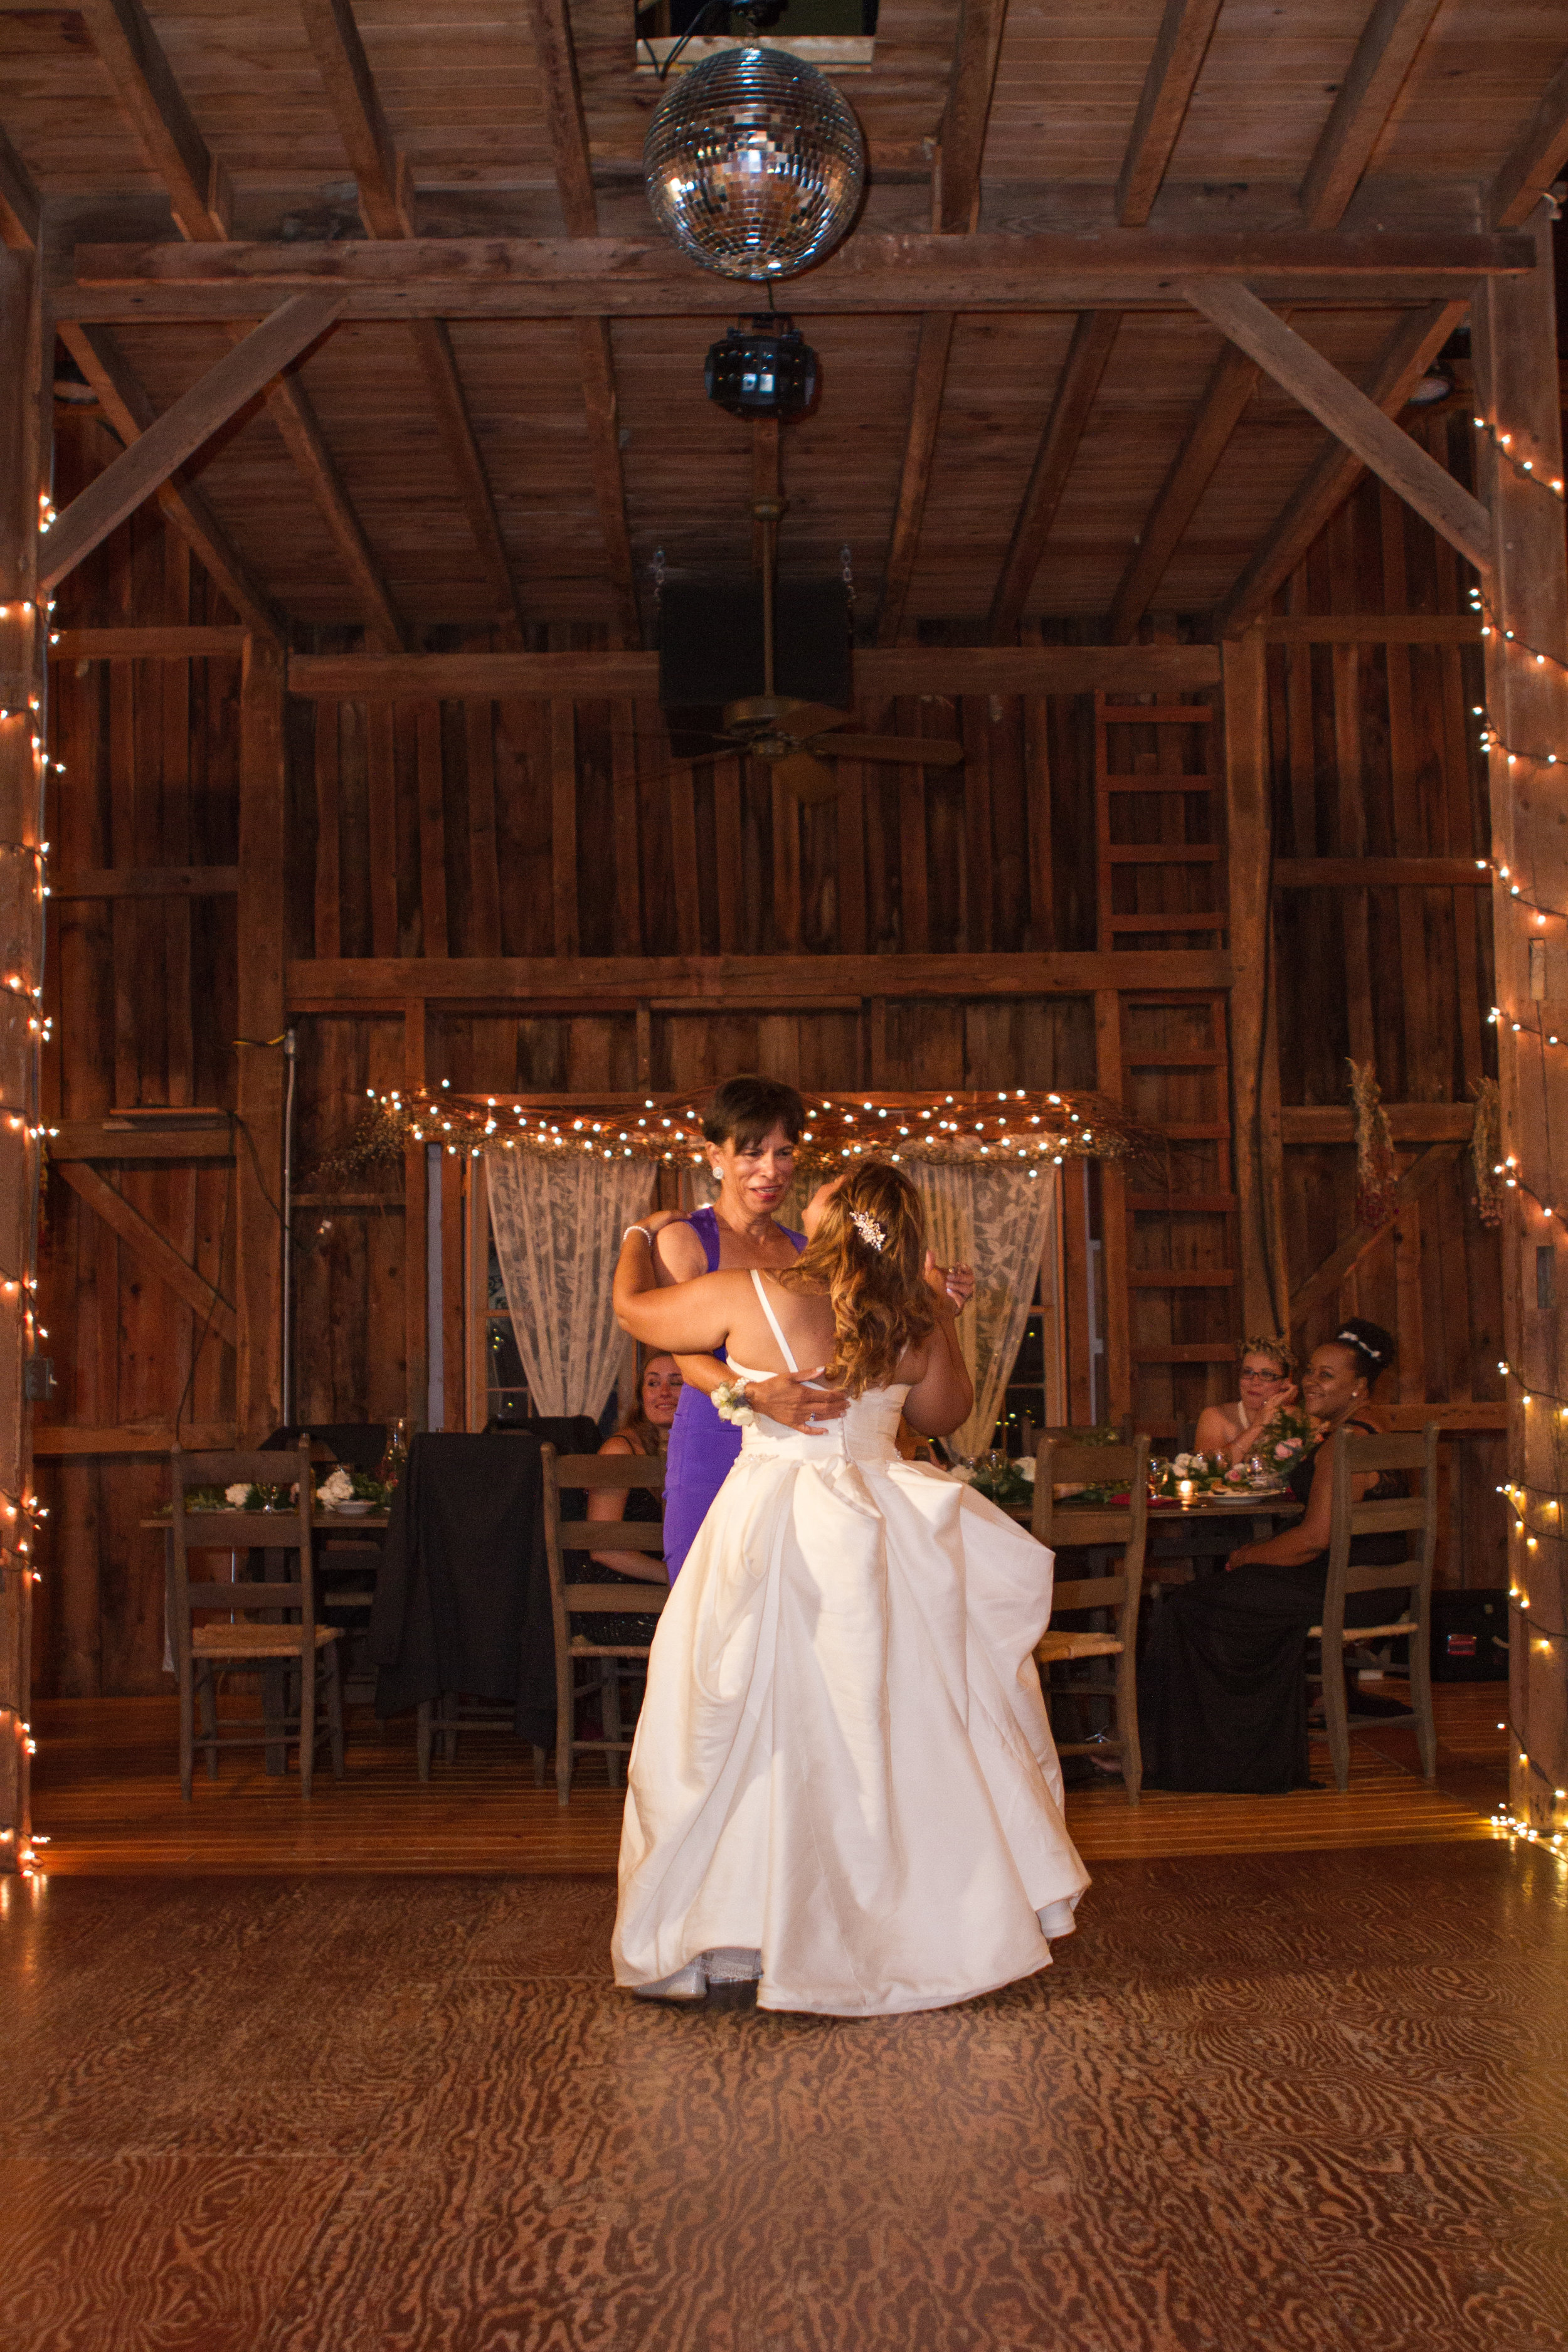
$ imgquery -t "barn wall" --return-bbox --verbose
[31,405,1507,1697]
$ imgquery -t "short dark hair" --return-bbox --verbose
[701,1076,805,1151]
[1330,1317,1396,1381]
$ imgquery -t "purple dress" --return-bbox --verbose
[662,1205,806,1580]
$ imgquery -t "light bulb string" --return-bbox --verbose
[1471,414,1567,504]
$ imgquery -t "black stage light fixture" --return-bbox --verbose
[705,316,818,416]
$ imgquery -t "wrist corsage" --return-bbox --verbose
[713,1380,757,1428]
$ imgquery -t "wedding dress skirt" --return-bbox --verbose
[612,1368,1089,2017]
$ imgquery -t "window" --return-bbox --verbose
[484,1235,533,1427]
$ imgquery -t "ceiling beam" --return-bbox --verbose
[1115,0,1225,226]
[1489,48,1568,228]
[41,295,344,588]
[874,0,1007,642]
[1300,0,1445,230]
[1184,278,1489,571]
[1108,339,1266,642]
[297,0,524,634]
[875,313,953,647]
[0,122,41,253]
[78,0,409,647]
[527,0,640,648]
[65,229,1532,320]
[938,0,1009,233]
[55,322,286,640]
[988,309,1121,643]
[1212,297,1468,636]
[285,641,1222,701]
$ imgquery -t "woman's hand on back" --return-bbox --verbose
[744,1372,849,1428]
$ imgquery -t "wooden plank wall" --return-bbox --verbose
[31,403,1509,1696]
[1266,415,1504,1592]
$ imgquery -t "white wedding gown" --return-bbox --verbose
[612,1273,1090,2016]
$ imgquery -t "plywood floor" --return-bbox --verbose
[27,1685,1508,1876]
[3,1841,1565,2352]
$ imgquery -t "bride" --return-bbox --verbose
[610,1160,1088,2017]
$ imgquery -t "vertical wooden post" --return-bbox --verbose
[235,633,286,1440]
[1224,629,1290,1335]
[403,998,428,1431]
[1472,203,1568,1838]
[1094,988,1131,1429]
[0,243,45,1871]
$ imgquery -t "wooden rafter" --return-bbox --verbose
[526,0,640,649]
[296,0,524,633]
[78,0,409,649]
[64,230,1532,319]
[988,310,1121,644]
[874,0,1007,643]
[1288,1143,1462,1326]
[55,322,286,642]
[1115,0,1224,226]
[1489,48,1568,228]
[1300,0,1444,230]
[41,297,343,590]
[1108,340,1263,642]
[1185,282,1489,571]
[1213,298,1466,635]
[0,121,41,253]
[55,1162,238,1349]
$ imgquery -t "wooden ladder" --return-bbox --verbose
[1091,695,1237,1436]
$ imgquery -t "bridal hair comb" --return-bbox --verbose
[1335,1325,1384,1362]
[850,1207,887,1253]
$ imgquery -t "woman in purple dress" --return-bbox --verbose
[627,1078,843,1580]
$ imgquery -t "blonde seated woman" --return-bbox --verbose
[1193,1337,1297,1466]
[610,1160,1088,2018]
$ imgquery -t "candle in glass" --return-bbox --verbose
[1177,1478,1194,1507]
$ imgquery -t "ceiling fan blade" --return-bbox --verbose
[774,750,841,806]
[778,702,854,740]
[812,733,967,767]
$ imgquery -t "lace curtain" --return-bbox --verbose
[911,1166,1056,1460]
[486,1150,653,1419]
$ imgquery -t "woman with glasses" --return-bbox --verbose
[1194,1337,1297,1467]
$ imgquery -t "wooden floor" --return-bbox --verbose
[3,1838,1564,2352]
[27,1685,1508,1875]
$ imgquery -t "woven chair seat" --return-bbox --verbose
[1034,1630,1124,1665]
[191,1622,341,1658]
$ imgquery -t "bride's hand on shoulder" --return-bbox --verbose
[639,1209,689,1233]
[922,1251,960,1318]
[940,1262,975,1313]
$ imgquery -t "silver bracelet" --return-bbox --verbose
[622,1224,654,1244]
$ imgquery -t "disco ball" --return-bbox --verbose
[644,45,866,282]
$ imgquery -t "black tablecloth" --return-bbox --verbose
[367,1424,597,1744]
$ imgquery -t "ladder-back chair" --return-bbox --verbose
[1031,1436,1150,1804]
[169,1440,344,1798]
[1311,1422,1439,1793]
[541,1446,670,1808]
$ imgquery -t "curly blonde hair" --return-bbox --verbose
[1241,1335,1295,1378]
[776,1161,938,1396]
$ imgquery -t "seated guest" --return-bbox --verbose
[582,1353,681,1645]
[1193,1336,1297,1466]
[1138,1320,1404,1794]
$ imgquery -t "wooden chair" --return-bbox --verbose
[169,1441,344,1799]
[1310,1422,1439,1793]
[541,1446,670,1808]
[1031,1436,1150,1804]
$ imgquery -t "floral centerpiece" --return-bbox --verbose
[1249,1402,1323,1483]
[970,1453,1036,1512]
[1149,1452,1233,1501]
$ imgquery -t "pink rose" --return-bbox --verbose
[1273,1441,1295,1461]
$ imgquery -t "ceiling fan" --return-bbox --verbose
[650,497,965,807]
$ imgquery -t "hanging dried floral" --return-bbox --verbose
[1470,1076,1504,1227]
[1347,1058,1400,1229]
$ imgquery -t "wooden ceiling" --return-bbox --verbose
[2,0,1566,644]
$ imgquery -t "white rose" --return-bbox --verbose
[1018,1457,1037,1482]
[1173,1453,1193,1473]
[319,1467,354,1506]
[225,1483,250,1506]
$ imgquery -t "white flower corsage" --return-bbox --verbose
[713,1381,757,1428]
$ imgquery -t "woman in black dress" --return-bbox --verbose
[1138,1318,1404,1794]
[582,1352,680,1645]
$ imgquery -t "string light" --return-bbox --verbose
[1471,414,1567,502]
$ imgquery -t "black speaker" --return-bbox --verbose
[658,579,851,711]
